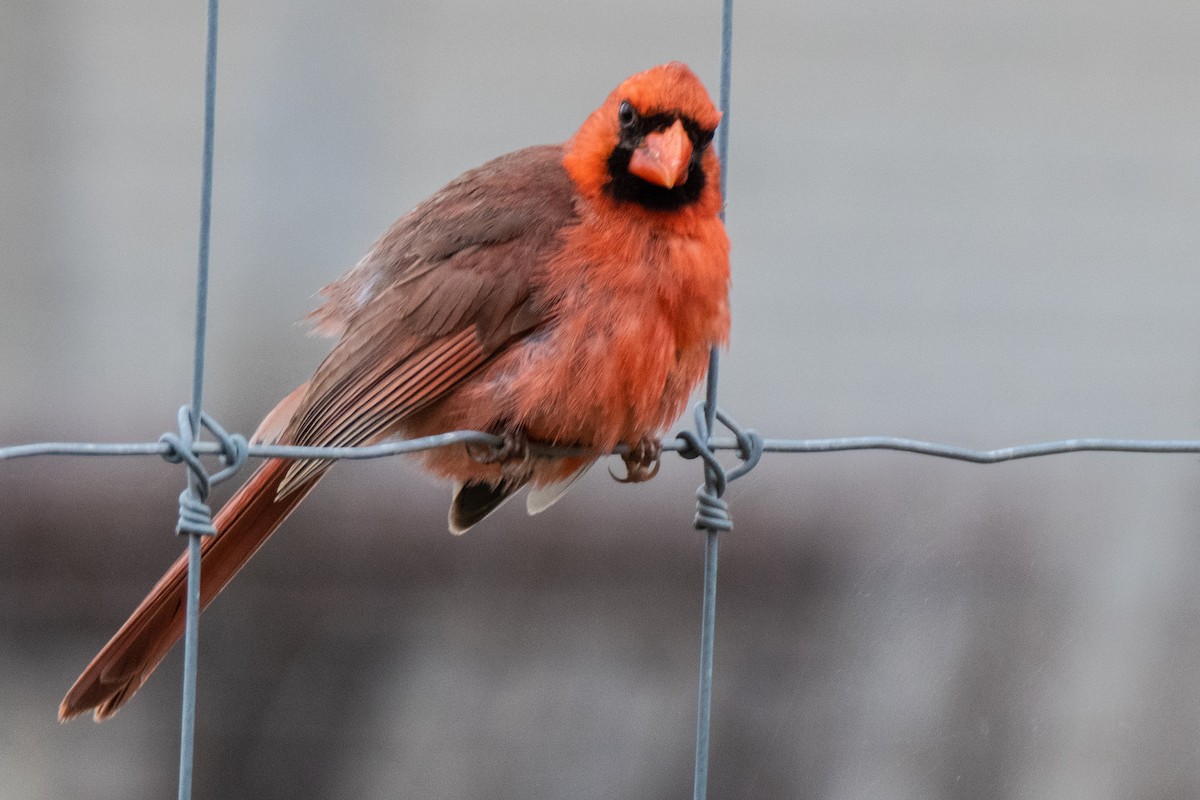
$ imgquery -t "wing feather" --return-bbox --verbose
[277,144,580,495]
[278,329,485,495]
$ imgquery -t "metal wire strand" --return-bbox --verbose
[176,2,220,798]
[690,2,736,797]
[8,433,1200,465]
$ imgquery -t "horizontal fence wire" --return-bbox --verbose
[7,434,1200,464]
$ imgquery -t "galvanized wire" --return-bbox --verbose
[8,434,1200,465]
[177,0,220,797]
[691,2,737,798]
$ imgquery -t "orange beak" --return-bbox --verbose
[628,119,693,189]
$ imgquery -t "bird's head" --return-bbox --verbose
[564,62,723,214]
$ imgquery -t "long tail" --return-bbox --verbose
[59,457,322,721]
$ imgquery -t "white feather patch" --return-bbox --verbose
[526,465,593,516]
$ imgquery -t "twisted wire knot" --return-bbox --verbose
[676,403,763,531]
[159,406,248,535]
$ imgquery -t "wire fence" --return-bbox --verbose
[4,2,1200,800]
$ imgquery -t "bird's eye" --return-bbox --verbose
[617,101,637,130]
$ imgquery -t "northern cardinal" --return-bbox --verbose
[60,62,729,721]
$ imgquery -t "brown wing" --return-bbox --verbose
[278,144,578,493]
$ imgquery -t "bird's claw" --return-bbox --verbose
[467,430,531,482]
[610,437,662,484]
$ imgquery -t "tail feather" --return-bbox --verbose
[448,480,521,535]
[59,457,324,722]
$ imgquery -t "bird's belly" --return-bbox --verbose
[498,298,709,451]
[399,287,716,488]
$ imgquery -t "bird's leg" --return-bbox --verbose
[611,436,662,484]
[466,429,532,483]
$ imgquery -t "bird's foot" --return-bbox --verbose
[466,429,531,483]
[610,436,662,484]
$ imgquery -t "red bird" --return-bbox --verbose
[60,62,729,721]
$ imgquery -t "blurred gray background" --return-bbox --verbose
[3,1,1199,798]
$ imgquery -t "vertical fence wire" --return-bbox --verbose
[692,2,734,799]
[178,1,220,798]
